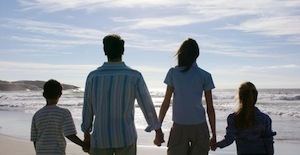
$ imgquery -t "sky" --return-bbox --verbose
[0,0,299,90]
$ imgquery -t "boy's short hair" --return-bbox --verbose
[43,79,63,99]
[103,34,124,59]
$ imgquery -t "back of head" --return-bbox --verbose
[43,79,63,99]
[238,82,258,106]
[103,34,124,60]
[236,81,258,128]
[176,38,199,72]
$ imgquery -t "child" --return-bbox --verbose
[156,38,216,155]
[215,82,276,155]
[31,79,85,155]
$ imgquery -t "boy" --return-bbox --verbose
[31,79,84,155]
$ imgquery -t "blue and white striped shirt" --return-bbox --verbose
[31,105,77,155]
[81,62,161,148]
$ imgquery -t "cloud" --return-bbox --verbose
[235,64,300,72]
[0,60,167,76]
[18,0,183,12]
[0,61,95,72]
[113,16,202,29]
[132,65,167,73]
[16,1,300,42]
[1,18,105,39]
[223,16,300,37]
[0,18,103,51]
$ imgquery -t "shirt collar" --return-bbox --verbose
[192,62,198,67]
[102,62,126,67]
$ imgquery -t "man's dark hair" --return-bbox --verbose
[103,34,124,60]
[43,79,63,99]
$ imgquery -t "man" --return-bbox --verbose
[81,34,164,155]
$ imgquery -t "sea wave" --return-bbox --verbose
[278,95,300,101]
[1,89,300,118]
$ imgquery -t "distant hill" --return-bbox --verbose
[0,80,79,91]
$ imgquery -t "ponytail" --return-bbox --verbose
[236,82,258,129]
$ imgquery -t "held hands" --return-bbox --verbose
[82,140,90,153]
[210,135,217,151]
[83,133,91,153]
[153,128,165,147]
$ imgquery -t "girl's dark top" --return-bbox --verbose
[217,107,276,155]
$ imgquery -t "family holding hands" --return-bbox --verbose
[31,34,276,155]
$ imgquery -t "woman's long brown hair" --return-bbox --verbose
[176,38,199,72]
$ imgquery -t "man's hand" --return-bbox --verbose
[83,133,91,153]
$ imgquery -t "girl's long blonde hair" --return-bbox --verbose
[236,82,258,129]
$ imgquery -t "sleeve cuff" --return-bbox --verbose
[144,122,162,132]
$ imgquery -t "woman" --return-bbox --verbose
[155,38,216,155]
[216,82,276,155]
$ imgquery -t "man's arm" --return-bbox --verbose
[135,75,164,146]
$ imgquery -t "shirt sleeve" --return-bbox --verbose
[63,109,77,136]
[164,68,173,86]
[81,76,94,133]
[217,113,236,148]
[136,74,161,132]
[30,115,37,142]
[204,72,215,91]
[263,115,276,155]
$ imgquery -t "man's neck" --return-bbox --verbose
[108,58,122,62]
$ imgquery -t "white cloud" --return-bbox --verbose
[223,16,300,37]
[16,0,300,40]
[18,0,183,12]
[0,60,168,76]
[235,64,299,72]
[113,16,201,29]
[0,61,95,72]
[1,18,105,39]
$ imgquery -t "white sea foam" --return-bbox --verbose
[1,88,300,144]
[1,89,300,117]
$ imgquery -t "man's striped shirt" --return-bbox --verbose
[81,62,161,148]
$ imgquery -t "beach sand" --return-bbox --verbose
[0,134,167,155]
[1,110,300,155]
[1,134,299,155]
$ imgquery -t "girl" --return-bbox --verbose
[216,82,276,155]
[156,38,216,155]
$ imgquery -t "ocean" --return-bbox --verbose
[0,88,300,147]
